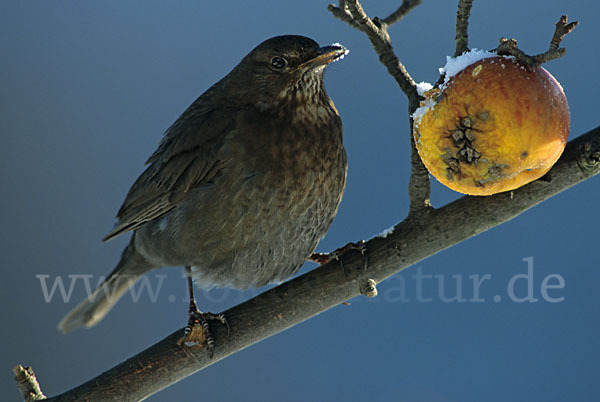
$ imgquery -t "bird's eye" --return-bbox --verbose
[271,56,287,69]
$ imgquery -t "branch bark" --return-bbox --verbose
[34,125,600,401]
[495,16,578,67]
[455,0,473,56]
[14,365,46,401]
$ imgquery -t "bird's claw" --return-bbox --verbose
[309,240,367,275]
[179,311,229,356]
[309,240,366,264]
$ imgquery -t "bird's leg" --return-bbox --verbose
[309,240,368,274]
[179,266,228,354]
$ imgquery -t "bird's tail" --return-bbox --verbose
[58,237,154,333]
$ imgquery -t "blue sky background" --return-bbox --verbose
[2,1,599,401]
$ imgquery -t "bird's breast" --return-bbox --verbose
[234,101,346,182]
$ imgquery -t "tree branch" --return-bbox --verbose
[328,0,418,100]
[408,129,432,213]
[329,0,431,213]
[382,0,422,26]
[495,15,578,67]
[14,365,46,401]
[454,0,473,56]
[30,125,600,401]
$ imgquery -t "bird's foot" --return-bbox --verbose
[309,240,367,274]
[309,240,366,264]
[178,310,229,355]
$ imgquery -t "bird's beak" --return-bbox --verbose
[302,43,349,70]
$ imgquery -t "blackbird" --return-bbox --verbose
[58,35,349,342]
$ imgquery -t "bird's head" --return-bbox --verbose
[223,35,348,109]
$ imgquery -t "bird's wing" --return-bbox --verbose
[102,106,237,241]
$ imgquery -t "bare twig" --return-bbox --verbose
[496,15,578,67]
[29,125,600,401]
[343,1,383,37]
[496,37,538,65]
[327,2,360,29]
[454,0,474,56]
[14,365,46,401]
[408,130,432,214]
[382,0,422,26]
[329,0,430,213]
[328,0,418,100]
[550,15,579,50]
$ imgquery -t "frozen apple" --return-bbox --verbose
[413,54,569,196]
